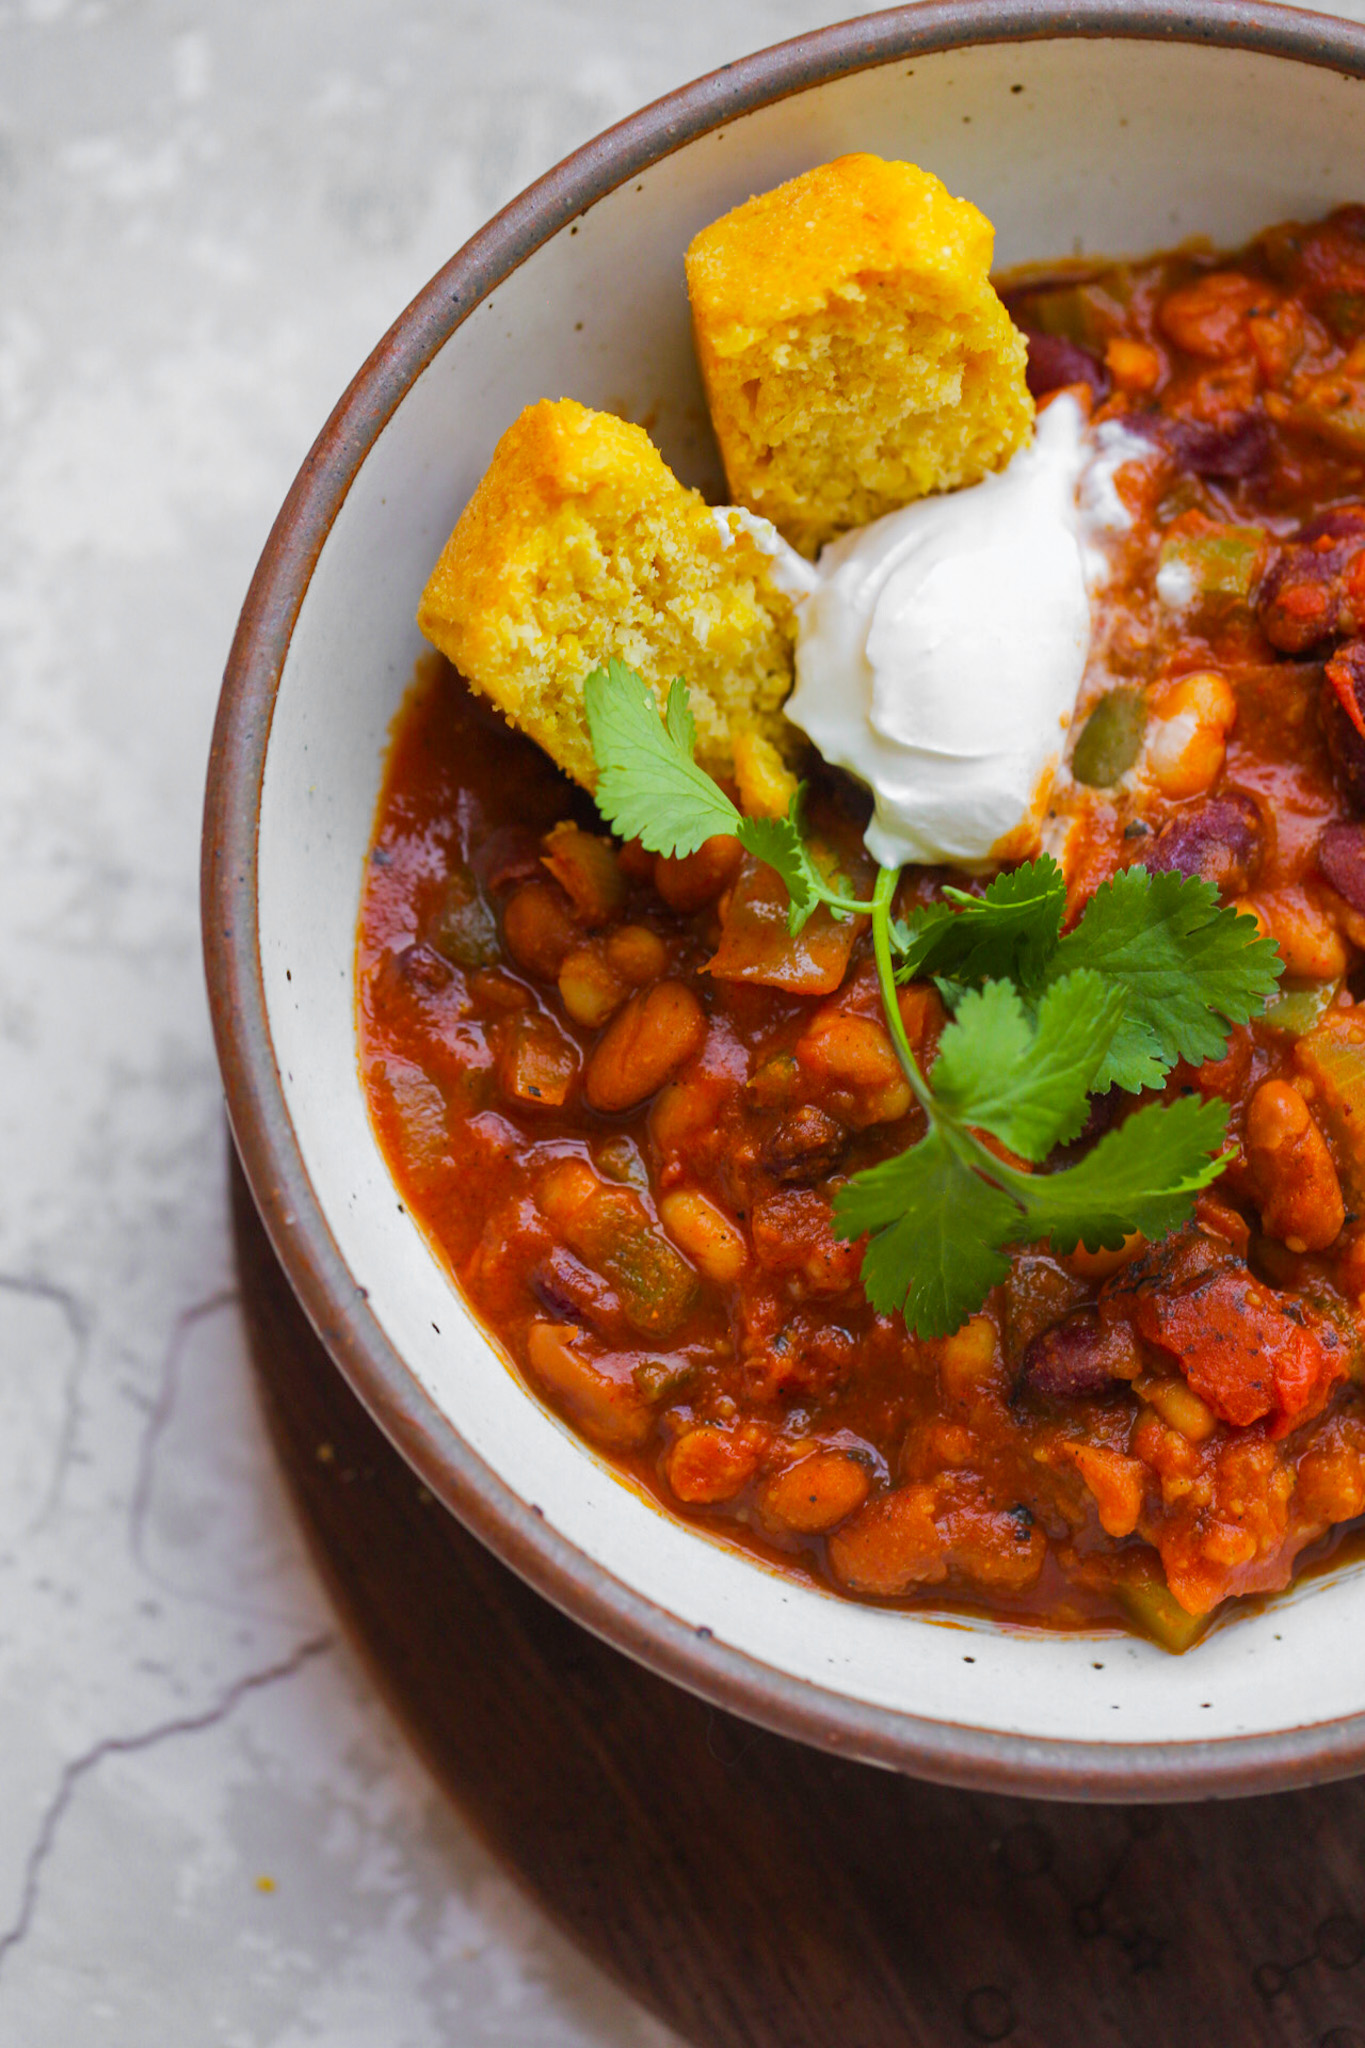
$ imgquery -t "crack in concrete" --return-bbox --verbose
[0,1269,92,1534]
[0,1633,334,1977]
[127,1285,241,1576]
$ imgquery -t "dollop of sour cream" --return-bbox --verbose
[722,393,1134,872]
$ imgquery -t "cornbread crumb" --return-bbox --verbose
[417,399,797,789]
[686,154,1034,557]
[733,729,798,818]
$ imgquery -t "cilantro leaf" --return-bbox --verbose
[584,660,740,857]
[1014,1094,1230,1254]
[1047,866,1282,1092]
[832,1128,1019,1339]
[930,970,1126,1162]
[894,856,1067,987]
[737,796,825,936]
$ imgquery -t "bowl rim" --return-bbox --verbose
[204,0,1365,1801]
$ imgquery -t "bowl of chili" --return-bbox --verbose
[205,0,1365,1798]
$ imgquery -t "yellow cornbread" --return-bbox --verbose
[685,154,1034,557]
[417,398,798,793]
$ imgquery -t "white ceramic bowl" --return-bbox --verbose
[205,0,1365,1798]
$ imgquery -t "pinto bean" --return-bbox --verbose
[1245,1078,1345,1252]
[1145,792,1263,896]
[1019,1312,1141,1400]
[1157,271,1268,358]
[503,880,580,979]
[584,980,707,1113]
[1022,329,1110,403]
[1318,821,1365,910]
[1144,671,1238,800]
[653,835,743,913]
[761,1105,848,1184]
[758,1451,871,1535]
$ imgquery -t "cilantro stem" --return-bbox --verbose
[870,865,934,1119]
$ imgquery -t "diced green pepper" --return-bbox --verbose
[1263,979,1342,1037]
[565,1185,700,1339]
[592,1133,651,1191]
[1292,1012,1365,1197]
[430,863,499,968]
[1071,689,1147,788]
[1157,525,1268,611]
[633,1355,697,1403]
[1012,272,1130,350]
[1115,1570,1209,1654]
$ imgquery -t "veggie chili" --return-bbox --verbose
[359,210,1365,1650]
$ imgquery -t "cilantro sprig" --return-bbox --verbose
[582,660,1283,1338]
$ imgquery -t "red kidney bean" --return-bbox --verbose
[1318,821,1365,910]
[1259,506,1365,652]
[1323,641,1365,811]
[1019,1313,1131,1400]
[1022,329,1110,403]
[1144,792,1263,896]
[1164,411,1270,480]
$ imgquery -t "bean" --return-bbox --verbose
[658,1188,748,1285]
[1144,671,1238,800]
[653,834,744,913]
[1157,270,1267,358]
[1245,1077,1345,1252]
[757,1451,871,1534]
[503,880,580,979]
[584,981,707,1113]
[558,945,628,1029]
[1146,791,1262,896]
[1318,821,1365,911]
[1136,1375,1218,1444]
[1233,885,1350,980]
[761,1104,847,1184]
[795,1010,911,1127]
[1019,1312,1140,1399]
[1021,329,1109,403]
[1259,509,1365,652]
[828,1484,947,1595]
[1164,412,1269,480]
[665,1425,760,1504]
[1325,641,1365,813]
[1105,337,1161,394]
[524,1323,652,1449]
[605,924,668,984]
[540,824,625,927]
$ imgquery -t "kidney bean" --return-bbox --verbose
[761,1104,848,1184]
[1022,329,1110,403]
[1317,820,1365,910]
[1164,411,1270,480]
[1322,642,1365,809]
[1258,506,1365,652]
[1145,792,1263,896]
[1019,1312,1140,1400]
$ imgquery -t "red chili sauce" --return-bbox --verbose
[358,212,1365,1650]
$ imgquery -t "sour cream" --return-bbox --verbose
[722,393,1134,872]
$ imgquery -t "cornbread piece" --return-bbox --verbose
[417,398,797,790]
[686,154,1034,557]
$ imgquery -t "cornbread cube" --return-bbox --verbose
[417,398,797,791]
[686,154,1034,557]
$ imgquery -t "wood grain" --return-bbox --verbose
[232,1150,1365,2047]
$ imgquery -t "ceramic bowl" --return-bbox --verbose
[205,0,1365,1799]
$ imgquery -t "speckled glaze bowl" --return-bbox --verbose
[205,0,1365,1799]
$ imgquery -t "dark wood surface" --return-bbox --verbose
[231,1150,1365,2048]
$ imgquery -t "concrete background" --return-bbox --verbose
[0,1,1359,2041]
